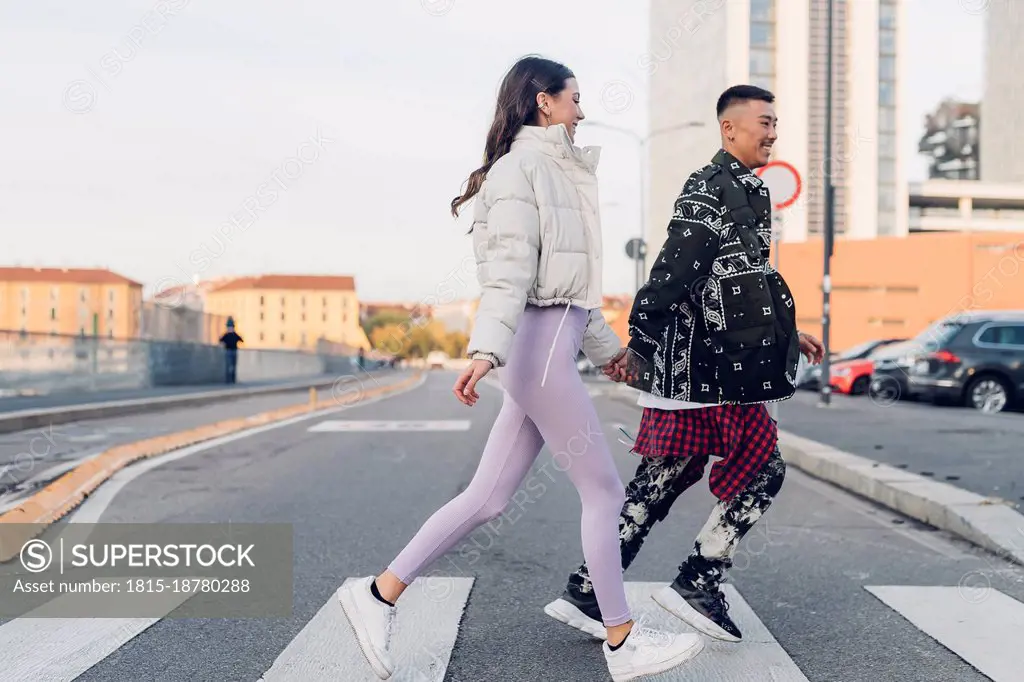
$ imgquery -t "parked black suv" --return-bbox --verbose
[905,310,1024,413]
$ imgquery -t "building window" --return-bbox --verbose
[280,312,285,321]
[80,288,87,303]
[322,296,327,307]
[260,312,264,321]
[750,22,773,48]
[108,290,115,303]
[880,2,896,29]
[879,82,895,107]
[50,307,56,320]
[301,313,306,322]
[750,0,773,21]
[879,107,896,133]
[878,185,896,211]
[260,295,264,306]
[260,332,264,341]
[879,55,895,81]
[878,133,896,160]
[880,28,895,55]
[749,50,774,79]
[749,1,775,91]
[280,296,285,306]
[322,313,327,322]
[301,296,306,307]
[280,332,285,342]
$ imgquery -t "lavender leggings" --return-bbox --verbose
[388,304,631,626]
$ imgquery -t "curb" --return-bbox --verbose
[603,383,1024,566]
[0,372,386,435]
[778,431,1024,567]
[0,371,423,562]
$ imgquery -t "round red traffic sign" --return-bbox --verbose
[756,160,802,210]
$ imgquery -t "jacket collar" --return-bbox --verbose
[512,123,601,173]
[712,148,764,192]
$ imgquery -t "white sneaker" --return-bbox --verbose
[603,625,704,682]
[543,597,607,641]
[337,576,396,679]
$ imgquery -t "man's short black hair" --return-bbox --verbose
[716,85,775,118]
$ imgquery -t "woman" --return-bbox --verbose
[338,55,704,682]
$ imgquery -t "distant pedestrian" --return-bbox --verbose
[337,55,703,682]
[218,318,243,384]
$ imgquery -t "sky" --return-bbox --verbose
[0,0,985,304]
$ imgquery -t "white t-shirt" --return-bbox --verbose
[636,392,710,411]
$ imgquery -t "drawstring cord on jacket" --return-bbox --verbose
[540,301,573,388]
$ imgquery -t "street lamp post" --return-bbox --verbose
[583,120,706,290]
[820,0,836,407]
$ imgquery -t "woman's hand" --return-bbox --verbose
[602,348,629,383]
[453,359,493,406]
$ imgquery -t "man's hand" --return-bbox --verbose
[798,331,826,364]
[602,349,629,383]
[453,359,493,406]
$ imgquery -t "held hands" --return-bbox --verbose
[453,358,493,407]
[798,331,826,365]
[601,348,631,383]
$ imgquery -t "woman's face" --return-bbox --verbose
[538,78,585,141]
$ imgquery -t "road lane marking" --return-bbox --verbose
[625,582,809,681]
[0,583,194,682]
[258,577,473,682]
[307,420,471,432]
[63,373,427,527]
[865,585,1024,682]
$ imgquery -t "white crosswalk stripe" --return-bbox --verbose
[3,578,1024,680]
[865,585,1024,682]
[0,583,195,682]
[307,420,472,432]
[259,577,473,682]
[624,582,809,681]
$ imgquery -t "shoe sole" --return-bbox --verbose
[608,634,705,682]
[337,583,395,679]
[543,599,607,641]
[651,586,742,643]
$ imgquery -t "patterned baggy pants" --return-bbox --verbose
[566,446,787,600]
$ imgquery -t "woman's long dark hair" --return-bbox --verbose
[450,55,574,218]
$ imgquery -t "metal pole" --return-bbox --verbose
[638,140,647,288]
[819,0,835,407]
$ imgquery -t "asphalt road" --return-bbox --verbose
[776,387,1024,509]
[4,370,1021,681]
[0,369,402,511]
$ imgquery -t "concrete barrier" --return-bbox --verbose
[0,331,360,395]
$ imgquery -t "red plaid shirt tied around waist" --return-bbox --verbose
[629,403,778,502]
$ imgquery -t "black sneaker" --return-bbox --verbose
[652,580,742,642]
[543,589,606,640]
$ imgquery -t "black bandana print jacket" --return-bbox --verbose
[626,149,801,405]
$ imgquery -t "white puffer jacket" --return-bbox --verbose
[465,123,622,375]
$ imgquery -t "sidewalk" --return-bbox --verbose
[0,370,391,435]
[0,377,331,413]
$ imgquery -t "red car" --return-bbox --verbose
[828,339,906,395]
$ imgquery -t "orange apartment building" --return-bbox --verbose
[777,230,1024,350]
[203,274,370,351]
[0,267,143,338]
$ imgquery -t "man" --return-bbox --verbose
[218,318,243,384]
[545,85,824,643]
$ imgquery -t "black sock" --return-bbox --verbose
[609,627,631,651]
[370,579,395,607]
